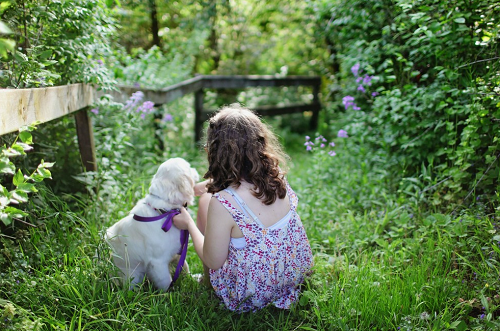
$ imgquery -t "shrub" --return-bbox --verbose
[310,0,500,209]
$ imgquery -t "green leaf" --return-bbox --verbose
[40,160,55,168]
[0,21,12,34]
[38,49,52,61]
[4,206,28,218]
[0,160,15,175]
[0,38,15,58]
[4,146,22,157]
[449,320,467,331]
[15,182,37,193]
[12,190,28,203]
[36,167,52,179]
[19,131,33,144]
[454,17,465,24]
[0,212,12,226]
[13,169,24,186]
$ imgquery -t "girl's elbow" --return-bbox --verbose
[204,257,225,270]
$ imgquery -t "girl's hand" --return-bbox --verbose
[194,180,211,197]
[173,207,194,230]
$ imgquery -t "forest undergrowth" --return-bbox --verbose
[0,100,499,331]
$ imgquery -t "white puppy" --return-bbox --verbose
[105,158,199,290]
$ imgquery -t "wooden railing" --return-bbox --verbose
[1,75,321,171]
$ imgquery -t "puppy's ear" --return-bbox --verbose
[175,174,196,206]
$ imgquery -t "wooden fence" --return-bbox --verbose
[0,75,321,171]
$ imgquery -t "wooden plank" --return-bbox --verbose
[102,76,205,105]
[310,84,321,130]
[194,89,204,142]
[0,83,95,135]
[74,108,97,172]
[201,102,321,121]
[201,75,321,89]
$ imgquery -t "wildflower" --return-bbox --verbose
[329,142,335,147]
[363,75,373,86]
[351,63,360,77]
[90,108,99,114]
[96,59,103,66]
[304,140,315,152]
[420,311,430,320]
[124,91,145,111]
[357,85,366,93]
[328,150,336,157]
[372,91,379,97]
[356,76,363,83]
[342,95,359,111]
[137,101,155,114]
[305,136,310,141]
[133,82,141,87]
[320,143,325,148]
[162,113,173,122]
[480,313,485,319]
[337,129,348,138]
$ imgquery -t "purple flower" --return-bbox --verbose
[342,95,355,110]
[320,143,325,148]
[328,150,336,156]
[371,91,379,97]
[353,105,361,110]
[162,113,173,122]
[305,136,310,141]
[133,82,141,87]
[480,313,485,319]
[329,142,335,147]
[357,85,366,93]
[356,77,363,83]
[90,108,99,114]
[363,75,373,86]
[96,59,103,66]
[337,129,348,138]
[304,140,314,151]
[124,91,145,111]
[351,63,360,77]
[137,101,155,114]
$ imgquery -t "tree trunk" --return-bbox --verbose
[149,0,161,49]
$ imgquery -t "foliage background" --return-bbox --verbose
[0,0,500,330]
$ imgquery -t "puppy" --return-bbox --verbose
[105,158,199,290]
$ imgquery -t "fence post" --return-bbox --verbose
[74,108,97,172]
[310,83,321,130]
[194,89,204,142]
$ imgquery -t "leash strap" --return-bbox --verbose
[173,229,189,283]
[133,208,189,284]
[133,209,179,232]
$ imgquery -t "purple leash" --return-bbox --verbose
[133,208,189,285]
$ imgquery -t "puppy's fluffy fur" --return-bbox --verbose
[105,158,199,290]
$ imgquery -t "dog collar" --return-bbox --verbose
[133,208,179,232]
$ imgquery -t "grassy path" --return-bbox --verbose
[1,117,499,330]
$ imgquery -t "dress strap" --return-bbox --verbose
[283,177,298,211]
[224,187,264,227]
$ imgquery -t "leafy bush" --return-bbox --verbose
[0,0,116,88]
[0,124,53,228]
[310,0,500,209]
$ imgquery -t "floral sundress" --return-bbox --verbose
[209,180,313,312]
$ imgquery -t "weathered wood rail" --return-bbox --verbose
[1,75,321,171]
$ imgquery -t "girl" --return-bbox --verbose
[174,104,313,312]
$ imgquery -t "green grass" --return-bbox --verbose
[1,110,500,330]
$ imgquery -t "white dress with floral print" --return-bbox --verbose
[209,180,313,312]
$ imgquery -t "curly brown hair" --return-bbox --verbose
[203,104,289,205]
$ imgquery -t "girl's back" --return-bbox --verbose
[209,179,313,312]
